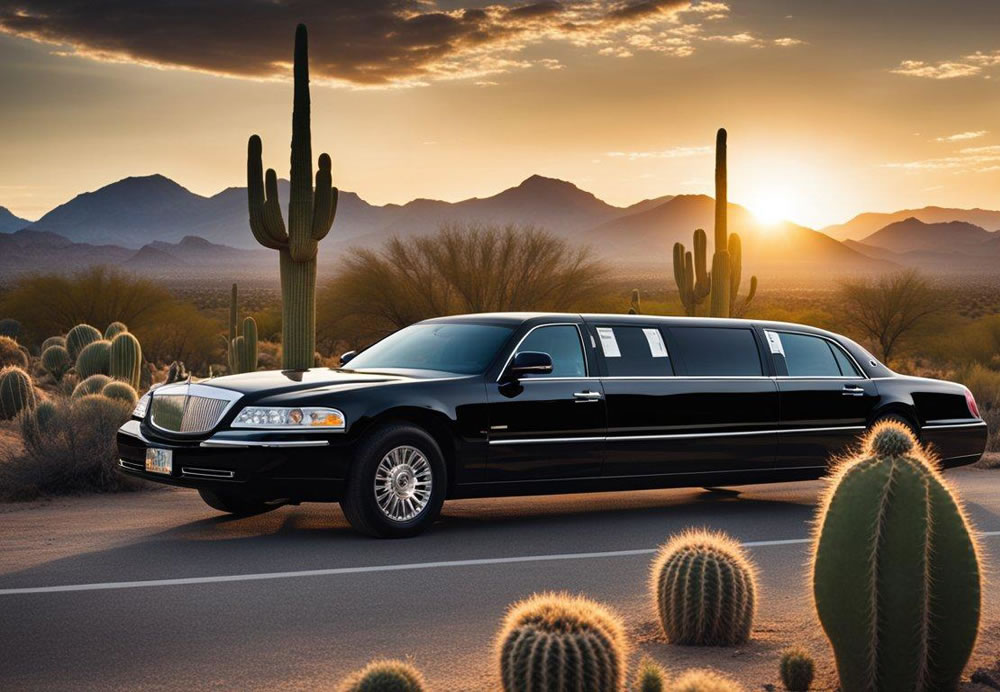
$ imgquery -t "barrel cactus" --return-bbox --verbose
[671,670,743,692]
[650,529,757,646]
[0,318,21,339]
[0,335,29,369]
[634,657,668,691]
[338,659,426,692]
[812,420,980,692]
[102,381,137,406]
[66,323,101,360]
[76,339,111,378]
[247,24,337,370]
[0,366,35,420]
[72,374,111,399]
[497,592,628,691]
[33,399,60,429]
[42,344,72,381]
[109,332,142,389]
[778,648,814,691]
[42,335,66,352]
[104,321,128,340]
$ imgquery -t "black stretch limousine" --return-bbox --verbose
[118,313,987,537]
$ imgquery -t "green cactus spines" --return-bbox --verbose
[42,335,66,352]
[0,318,21,339]
[634,657,668,692]
[247,24,337,370]
[338,659,427,692]
[42,345,71,381]
[650,529,757,646]
[72,374,111,399]
[0,366,35,420]
[104,321,128,340]
[497,592,628,692]
[109,332,142,389]
[66,324,101,360]
[629,289,641,314]
[102,380,138,406]
[812,421,980,692]
[76,339,111,378]
[779,647,814,691]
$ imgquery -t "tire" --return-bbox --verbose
[340,423,447,538]
[198,488,275,517]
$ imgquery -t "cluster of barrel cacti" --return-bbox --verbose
[226,283,259,374]
[812,421,981,691]
[247,24,337,370]
[672,129,757,318]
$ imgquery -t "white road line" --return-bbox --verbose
[2,532,999,596]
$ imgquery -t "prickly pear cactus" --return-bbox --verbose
[812,420,981,692]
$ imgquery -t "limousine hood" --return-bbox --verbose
[201,368,408,396]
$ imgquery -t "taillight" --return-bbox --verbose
[965,388,981,419]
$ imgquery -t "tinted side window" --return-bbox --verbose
[516,325,586,377]
[779,332,841,376]
[669,327,762,376]
[830,342,862,376]
[596,326,674,377]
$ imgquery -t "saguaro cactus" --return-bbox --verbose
[812,421,981,691]
[628,289,641,314]
[673,228,711,316]
[226,284,259,374]
[247,24,337,370]
[710,128,731,317]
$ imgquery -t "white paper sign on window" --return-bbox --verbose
[642,328,669,358]
[596,328,621,357]
[764,330,785,355]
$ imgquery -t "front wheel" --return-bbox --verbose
[341,424,447,538]
[198,488,275,517]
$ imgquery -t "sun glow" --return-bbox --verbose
[747,187,793,226]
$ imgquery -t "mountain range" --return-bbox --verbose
[2,173,999,280]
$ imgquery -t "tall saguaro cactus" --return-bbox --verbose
[710,128,731,317]
[247,24,337,370]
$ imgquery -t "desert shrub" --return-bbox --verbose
[41,345,72,381]
[2,394,143,499]
[76,339,111,378]
[634,656,669,691]
[41,335,66,352]
[669,670,743,692]
[0,318,21,339]
[102,381,137,406]
[319,223,611,350]
[496,592,628,691]
[812,421,980,691]
[650,529,757,646]
[0,366,36,420]
[0,335,29,369]
[954,363,1000,451]
[337,659,426,692]
[137,302,222,374]
[779,648,814,691]
[72,374,111,398]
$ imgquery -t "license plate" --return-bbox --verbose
[145,448,172,475]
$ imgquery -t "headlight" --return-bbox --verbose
[231,406,345,430]
[133,392,151,419]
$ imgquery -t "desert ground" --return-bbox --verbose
[2,463,999,691]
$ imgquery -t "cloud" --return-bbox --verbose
[773,37,804,47]
[0,0,801,88]
[606,145,711,160]
[935,130,988,142]
[882,143,1000,172]
[891,50,1000,80]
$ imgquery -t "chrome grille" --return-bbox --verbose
[149,384,241,434]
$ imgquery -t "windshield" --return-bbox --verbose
[345,323,514,375]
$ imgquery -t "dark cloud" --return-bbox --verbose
[0,0,723,86]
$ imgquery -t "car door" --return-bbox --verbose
[766,329,879,468]
[599,323,777,478]
[486,323,606,481]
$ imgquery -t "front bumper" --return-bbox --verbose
[116,419,349,502]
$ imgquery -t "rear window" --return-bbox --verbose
[669,327,762,376]
[594,326,674,377]
[771,331,862,377]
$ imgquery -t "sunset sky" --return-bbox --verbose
[0,0,998,229]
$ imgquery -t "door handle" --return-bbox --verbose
[573,391,602,402]
[842,385,865,397]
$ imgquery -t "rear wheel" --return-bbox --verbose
[341,423,446,538]
[198,488,275,516]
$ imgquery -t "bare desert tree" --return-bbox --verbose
[319,223,610,350]
[838,269,943,364]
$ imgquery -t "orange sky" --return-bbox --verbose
[1,0,998,229]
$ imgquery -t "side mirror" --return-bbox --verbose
[339,350,357,366]
[506,351,553,380]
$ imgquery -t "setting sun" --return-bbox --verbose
[748,188,793,226]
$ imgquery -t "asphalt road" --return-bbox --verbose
[2,468,999,690]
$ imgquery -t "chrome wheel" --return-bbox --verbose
[373,445,433,522]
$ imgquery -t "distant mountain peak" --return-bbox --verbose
[0,205,31,233]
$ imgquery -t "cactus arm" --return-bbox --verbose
[229,283,238,345]
[693,228,711,301]
[728,232,743,314]
[311,153,336,241]
[247,136,287,250]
